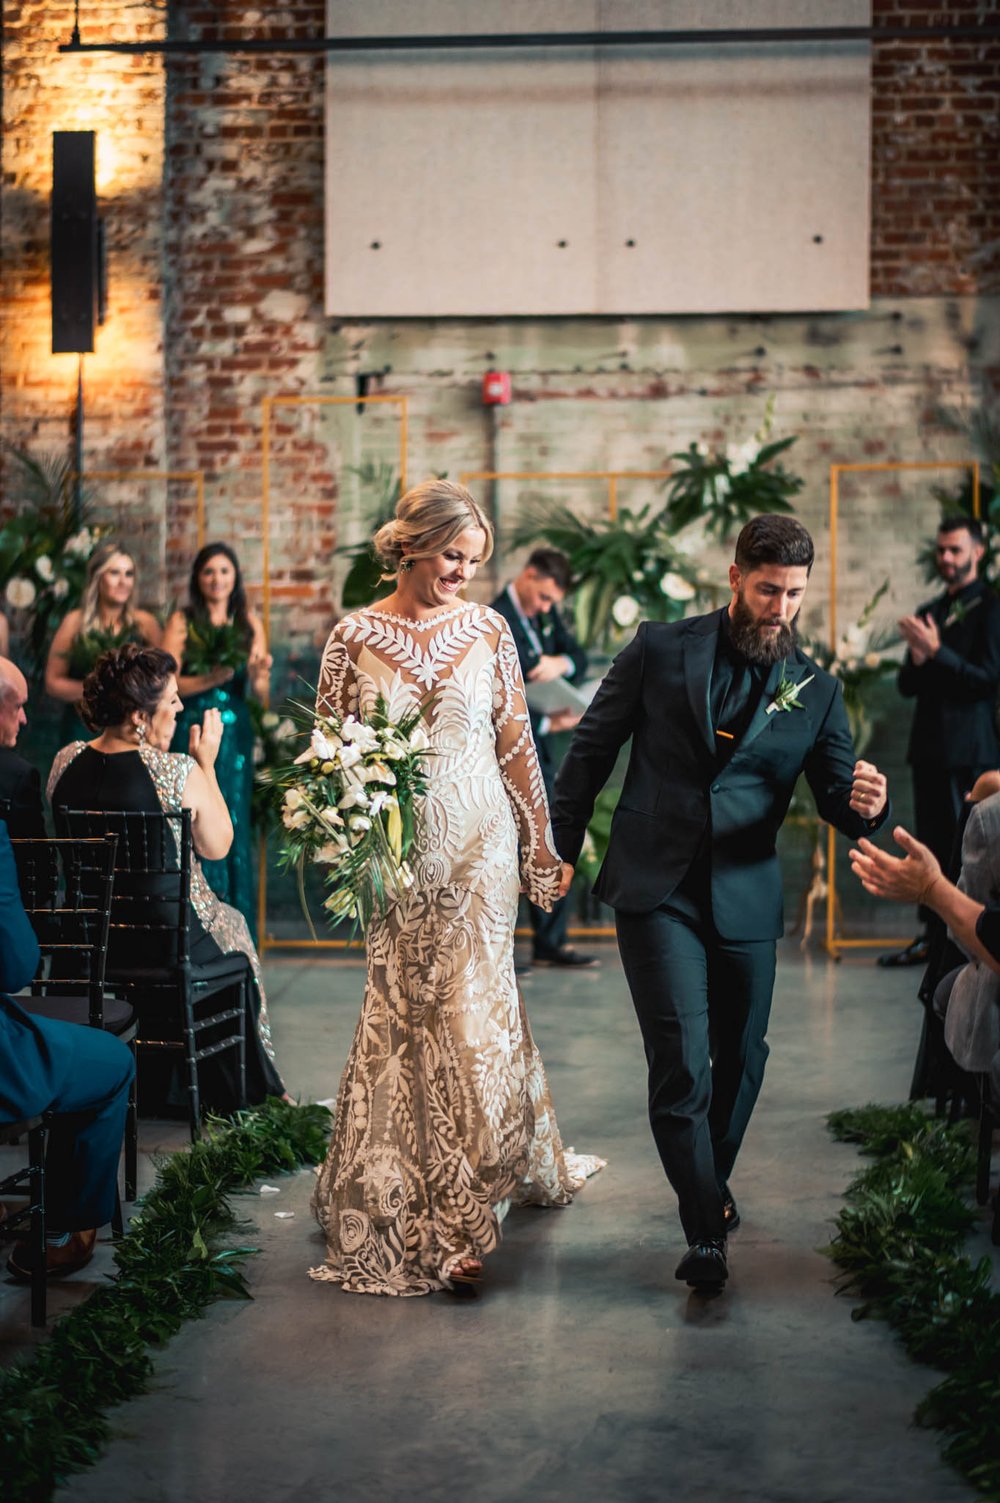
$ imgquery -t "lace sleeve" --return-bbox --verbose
[491,613,563,911]
[316,623,359,720]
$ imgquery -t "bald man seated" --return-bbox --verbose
[0,656,45,837]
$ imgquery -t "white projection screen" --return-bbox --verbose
[324,1,872,316]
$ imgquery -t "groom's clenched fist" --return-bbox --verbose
[849,759,887,821]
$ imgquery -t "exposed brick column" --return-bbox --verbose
[871,0,1000,296]
[163,2,332,640]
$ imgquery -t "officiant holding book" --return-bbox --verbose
[493,549,597,969]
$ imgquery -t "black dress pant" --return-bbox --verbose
[616,899,776,1243]
[912,763,987,925]
[531,757,569,957]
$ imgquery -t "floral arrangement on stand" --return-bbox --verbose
[802,580,901,756]
[248,701,298,832]
[663,396,805,540]
[268,694,433,931]
[0,447,107,675]
[510,501,703,651]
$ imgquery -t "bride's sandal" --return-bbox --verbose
[441,1255,484,1298]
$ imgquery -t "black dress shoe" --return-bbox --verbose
[533,948,599,969]
[675,1238,728,1288]
[721,1185,740,1232]
[877,936,930,969]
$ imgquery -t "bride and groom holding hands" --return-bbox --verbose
[309,486,889,1297]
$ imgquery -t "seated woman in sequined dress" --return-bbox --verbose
[47,643,285,1113]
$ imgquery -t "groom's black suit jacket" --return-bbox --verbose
[551,608,889,942]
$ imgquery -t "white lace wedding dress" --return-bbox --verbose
[308,601,603,1296]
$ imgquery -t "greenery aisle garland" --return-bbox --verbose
[825,1103,1000,1498]
[0,1097,331,1503]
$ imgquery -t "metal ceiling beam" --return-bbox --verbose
[58,23,1000,57]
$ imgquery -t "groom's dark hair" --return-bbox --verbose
[735,515,814,575]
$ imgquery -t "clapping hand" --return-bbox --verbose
[849,759,888,821]
[897,612,940,665]
[249,650,273,693]
[189,707,224,771]
[849,826,941,905]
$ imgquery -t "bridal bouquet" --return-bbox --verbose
[271,694,433,932]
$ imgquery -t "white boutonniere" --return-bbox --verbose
[766,663,814,715]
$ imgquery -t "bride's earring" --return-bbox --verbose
[400,558,414,573]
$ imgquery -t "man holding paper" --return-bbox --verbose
[492,549,597,968]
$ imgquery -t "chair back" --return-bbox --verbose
[10,835,118,1027]
[58,807,194,977]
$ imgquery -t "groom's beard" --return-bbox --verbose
[729,594,798,665]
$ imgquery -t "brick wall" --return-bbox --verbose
[1,1,998,650]
[871,0,1000,296]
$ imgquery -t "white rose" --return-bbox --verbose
[338,743,362,769]
[5,576,36,610]
[34,555,54,582]
[659,572,696,603]
[408,725,430,753]
[282,807,310,831]
[611,594,641,629]
[349,815,372,843]
[340,717,379,752]
[315,838,349,863]
[320,807,344,829]
[52,577,70,599]
[283,788,305,811]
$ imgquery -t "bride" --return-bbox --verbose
[309,479,603,1297]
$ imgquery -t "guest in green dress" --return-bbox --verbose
[162,543,271,939]
[45,540,161,746]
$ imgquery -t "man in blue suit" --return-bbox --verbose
[552,515,889,1289]
[0,821,133,1280]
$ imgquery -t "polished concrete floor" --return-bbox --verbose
[4,943,998,1502]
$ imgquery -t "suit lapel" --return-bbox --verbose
[737,657,803,757]
[683,611,723,756]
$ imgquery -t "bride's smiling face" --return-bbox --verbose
[404,527,487,609]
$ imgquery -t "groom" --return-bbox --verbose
[551,515,889,1289]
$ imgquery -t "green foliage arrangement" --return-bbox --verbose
[825,1102,1000,1498]
[336,461,401,610]
[510,501,701,650]
[663,398,804,540]
[182,617,251,676]
[0,1097,331,1503]
[0,446,107,676]
[66,622,140,680]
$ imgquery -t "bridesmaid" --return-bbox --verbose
[162,543,271,935]
[45,540,161,745]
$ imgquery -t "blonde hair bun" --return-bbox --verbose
[372,479,493,578]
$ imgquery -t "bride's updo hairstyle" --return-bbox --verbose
[80,643,177,732]
[372,479,494,580]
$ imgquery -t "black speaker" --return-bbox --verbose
[51,131,99,354]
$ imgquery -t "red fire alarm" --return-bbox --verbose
[482,369,512,406]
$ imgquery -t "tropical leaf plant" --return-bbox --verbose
[663,397,803,539]
[336,461,401,611]
[0,444,107,676]
[509,501,702,650]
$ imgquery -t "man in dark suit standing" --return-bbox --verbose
[0,656,46,837]
[879,516,1000,968]
[551,515,889,1288]
[0,819,134,1280]
[493,548,596,968]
